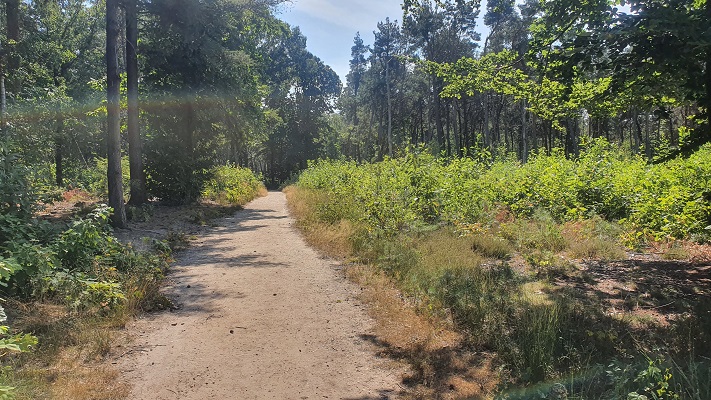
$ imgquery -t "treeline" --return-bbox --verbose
[0,0,340,206]
[336,0,710,163]
[2,0,708,214]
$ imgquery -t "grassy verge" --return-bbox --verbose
[0,236,171,399]
[286,186,501,398]
[286,144,711,399]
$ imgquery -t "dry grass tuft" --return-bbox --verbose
[5,301,131,400]
[470,233,513,260]
[416,229,483,274]
[284,186,355,258]
[346,264,500,400]
[286,185,500,398]
[650,239,710,262]
[562,220,626,261]
[45,349,129,400]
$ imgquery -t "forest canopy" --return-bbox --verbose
[0,0,708,208]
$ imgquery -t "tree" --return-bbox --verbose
[125,0,147,205]
[1,0,20,135]
[106,0,127,227]
[374,18,402,158]
[531,0,711,157]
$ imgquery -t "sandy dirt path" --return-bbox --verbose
[117,192,402,399]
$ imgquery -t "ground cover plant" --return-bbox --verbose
[291,140,711,399]
[0,141,267,398]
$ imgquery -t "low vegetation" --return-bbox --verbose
[0,144,266,399]
[201,165,268,206]
[289,140,711,399]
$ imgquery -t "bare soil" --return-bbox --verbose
[114,192,404,399]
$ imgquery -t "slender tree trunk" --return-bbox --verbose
[126,0,147,206]
[183,100,197,202]
[106,0,127,228]
[55,118,64,187]
[445,101,451,156]
[0,75,5,136]
[385,60,393,158]
[433,77,445,150]
[483,92,490,149]
[645,114,652,160]
[521,99,528,163]
[631,110,640,153]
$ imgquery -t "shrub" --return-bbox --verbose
[201,164,265,206]
[0,141,36,219]
[471,234,513,259]
[292,141,711,392]
[70,158,130,199]
[0,304,38,398]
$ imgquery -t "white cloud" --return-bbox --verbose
[289,0,403,32]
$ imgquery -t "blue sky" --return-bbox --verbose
[276,0,405,82]
[276,1,494,83]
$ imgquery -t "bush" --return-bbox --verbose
[0,141,36,219]
[293,141,711,392]
[69,158,130,199]
[201,165,265,206]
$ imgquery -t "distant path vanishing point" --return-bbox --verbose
[118,191,401,400]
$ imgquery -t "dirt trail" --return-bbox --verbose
[117,192,402,399]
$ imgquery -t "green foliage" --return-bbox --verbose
[70,158,131,198]
[52,205,116,272]
[0,306,37,356]
[295,142,711,391]
[0,142,36,219]
[0,201,170,313]
[201,165,265,206]
[299,141,711,241]
[0,305,37,399]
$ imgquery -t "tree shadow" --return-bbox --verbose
[357,333,493,399]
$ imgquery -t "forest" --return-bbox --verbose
[0,0,709,398]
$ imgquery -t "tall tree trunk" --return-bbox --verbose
[55,118,64,187]
[126,0,146,206]
[455,103,462,157]
[0,74,5,136]
[521,99,528,163]
[433,77,445,150]
[183,100,196,202]
[385,60,393,158]
[106,0,127,228]
[1,0,19,136]
[704,0,711,138]
[5,0,19,100]
[5,0,19,46]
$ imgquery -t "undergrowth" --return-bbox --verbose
[0,204,172,398]
[201,164,267,206]
[2,137,267,398]
[290,140,711,399]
